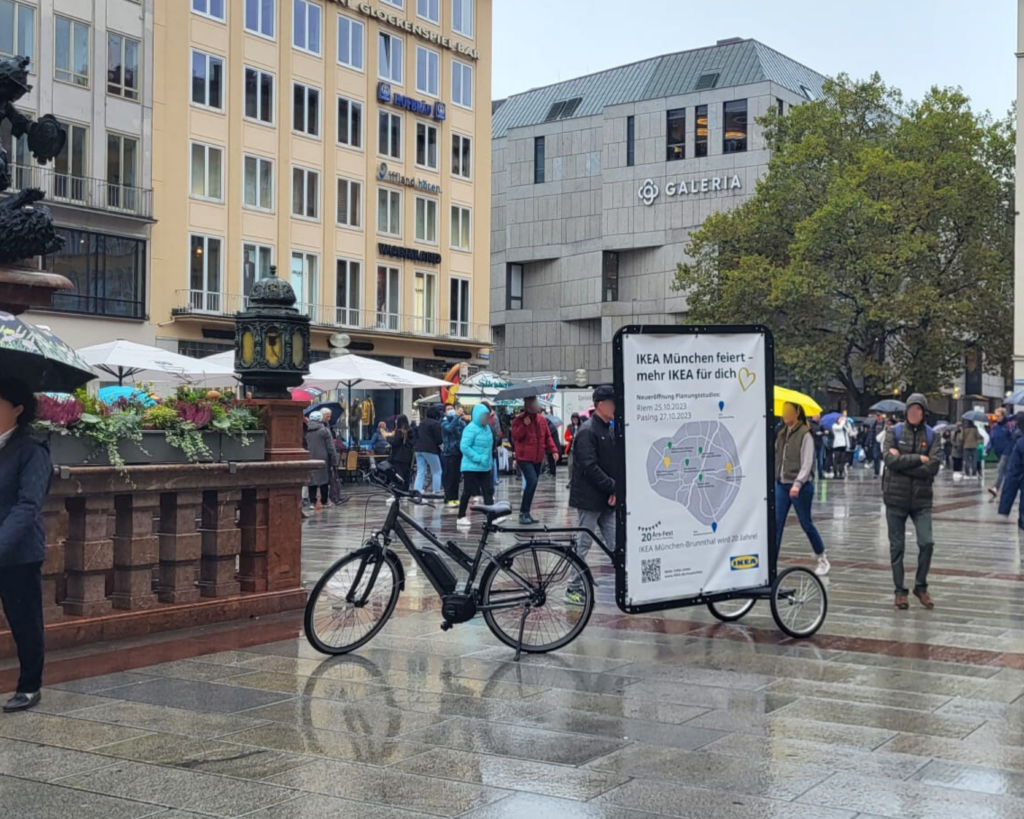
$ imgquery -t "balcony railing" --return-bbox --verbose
[3,163,153,219]
[173,289,492,344]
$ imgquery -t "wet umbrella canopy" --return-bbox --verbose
[0,311,95,392]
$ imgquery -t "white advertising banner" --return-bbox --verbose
[619,330,770,608]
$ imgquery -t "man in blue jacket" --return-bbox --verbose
[988,408,1014,499]
[441,408,466,508]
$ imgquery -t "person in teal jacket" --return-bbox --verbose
[457,404,495,526]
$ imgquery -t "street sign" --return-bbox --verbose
[613,326,775,613]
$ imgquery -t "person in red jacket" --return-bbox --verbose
[511,397,559,524]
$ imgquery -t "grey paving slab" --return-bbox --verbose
[965,720,1024,749]
[242,697,446,737]
[0,711,151,751]
[133,660,258,683]
[459,791,679,819]
[764,678,952,711]
[394,747,628,801]
[466,645,635,673]
[0,738,117,782]
[218,722,432,765]
[518,707,726,750]
[67,700,271,738]
[217,670,382,701]
[617,663,775,691]
[356,689,552,722]
[0,774,162,819]
[622,681,791,713]
[440,657,638,694]
[909,759,1024,797]
[55,759,298,817]
[522,688,711,724]
[31,688,113,715]
[935,697,1024,722]
[882,733,1024,773]
[824,654,997,680]
[768,697,984,739]
[265,758,509,817]
[52,672,154,694]
[92,676,294,714]
[240,792,436,818]
[399,716,628,764]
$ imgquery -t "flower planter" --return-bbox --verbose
[43,430,232,465]
[219,431,266,462]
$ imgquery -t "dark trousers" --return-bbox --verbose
[458,471,494,518]
[442,454,462,502]
[519,461,541,515]
[872,443,881,476]
[308,484,329,504]
[775,482,826,559]
[886,506,934,594]
[815,445,824,480]
[832,449,847,478]
[545,452,557,476]
[394,460,412,488]
[0,562,44,693]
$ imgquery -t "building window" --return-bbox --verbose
[293,82,320,136]
[626,115,635,167]
[45,229,146,319]
[243,242,273,297]
[378,110,401,159]
[106,133,139,212]
[378,32,403,83]
[245,0,275,38]
[190,235,223,313]
[417,0,439,23]
[53,123,87,202]
[0,1,35,68]
[376,264,400,330]
[449,277,470,338]
[381,0,404,7]
[413,270,437,334]
[107,33,140,100]
[666,108,685,161]
[377,187,401,236]
[450,204,471,251]
[416,46,439,97]
[799,85,815,101]
[243,155,274,211]
[415,196,438,244]
[290,251,318,313]
[337,14,364,70]
[506,263,523,310]
[336,177,361,227]
[416,122,438,170]
[602,251,619,303]
[452,133,471,179]
[191,50,224,109]
[190,142,224,201]
[293,0,321,55]
[337,97,363,148]
[55,16,90,87]
[695,104,708,158]
[534,136,544,184]
[452,0,473,37]
[291,166,319,219]
[777,97,784,116]
[244,67,274,123]
[336,258,361,326]
[451,60,472,108]
[192,0,224,20]
[724,99,747,154]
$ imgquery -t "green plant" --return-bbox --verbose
[163,423,213,462]
[141,405,179,430]
[78,407,145,472]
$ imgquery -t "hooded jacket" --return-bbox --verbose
[990,419,1014,458]
[511,409,558,463]
[441,412,466,457]
[460,405,494,473]
[881,393,940,510]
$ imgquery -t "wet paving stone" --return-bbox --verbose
[218,722,432,765]
[90,676,294,714]
[517,707,725,750]
[0,711,151,751]
[0,738,117,782]
[242,697,447,737]
[0,775,159,819]
[768,697,984,738]
[909,759,1024,797]
[67,700,271,738]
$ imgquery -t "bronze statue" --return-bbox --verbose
[0,56,68,265]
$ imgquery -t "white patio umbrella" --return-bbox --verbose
[78,340,235,386]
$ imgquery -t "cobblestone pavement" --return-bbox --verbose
[3,464,1024,818]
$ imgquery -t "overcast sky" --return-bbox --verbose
[492,0,1016,121]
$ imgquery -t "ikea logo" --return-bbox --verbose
[730,554,759,571]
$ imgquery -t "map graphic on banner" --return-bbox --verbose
[645,421,744,527]
[617,329,770,609]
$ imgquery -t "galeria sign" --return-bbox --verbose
[328,0,480,60]
[637,176,742,206]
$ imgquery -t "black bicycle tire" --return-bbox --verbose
[707,597,756,622]
[770,566,828,639]
[304,549,401,655]
[479,543,595,654]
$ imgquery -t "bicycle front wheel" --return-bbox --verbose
[480,543,594,654]
[304,548,401,655]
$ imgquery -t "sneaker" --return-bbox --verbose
[324,501,334,509]
[913,589,935,609]
[815,554,831,576]
[563,588,585,606]
[447,500,459,508]
[456,517,471,528]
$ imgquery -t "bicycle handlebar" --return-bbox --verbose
[367,470,444,503]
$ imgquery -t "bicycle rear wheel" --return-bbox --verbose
[480,543,594,654]
[304,548,401,655]
[770,566,827,639]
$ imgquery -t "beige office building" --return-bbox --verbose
[150,0,492,398]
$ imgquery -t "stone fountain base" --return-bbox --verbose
[0,265,73,315]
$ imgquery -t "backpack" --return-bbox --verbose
[893,423,934,449]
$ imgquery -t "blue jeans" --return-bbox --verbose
[414,452,442,493]
[872,442,881,476]
[519,461,541,515]
[815,445,824,479]
[775,481,826,560]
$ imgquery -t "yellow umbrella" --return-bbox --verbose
[774,386,823,418]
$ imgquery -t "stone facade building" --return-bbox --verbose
[489,38,825,383]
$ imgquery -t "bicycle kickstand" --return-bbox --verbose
[514,603,531,662]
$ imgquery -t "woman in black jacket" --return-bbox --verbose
[0,379,51,712]
[390,414,415,487]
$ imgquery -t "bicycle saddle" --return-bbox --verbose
[472,501,512,518]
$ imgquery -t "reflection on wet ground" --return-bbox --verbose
[3,468,1024,817]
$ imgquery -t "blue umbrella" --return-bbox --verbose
[98,385,156,407]
[820,412,841,429]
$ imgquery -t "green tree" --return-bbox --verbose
[675,74,1014,413]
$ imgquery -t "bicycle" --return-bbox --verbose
[303,461,596,661]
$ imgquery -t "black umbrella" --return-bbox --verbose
[493,382,556,402]
[869,399,906,413]
[0,312,95,393]
[962,410,989,423]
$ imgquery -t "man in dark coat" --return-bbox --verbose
[567,385,617,604]
[882,393,941,610]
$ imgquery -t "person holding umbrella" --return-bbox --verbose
[511,396,559,525]
[0,379,52,712]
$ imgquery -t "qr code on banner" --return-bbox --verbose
[641,558,661,584]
